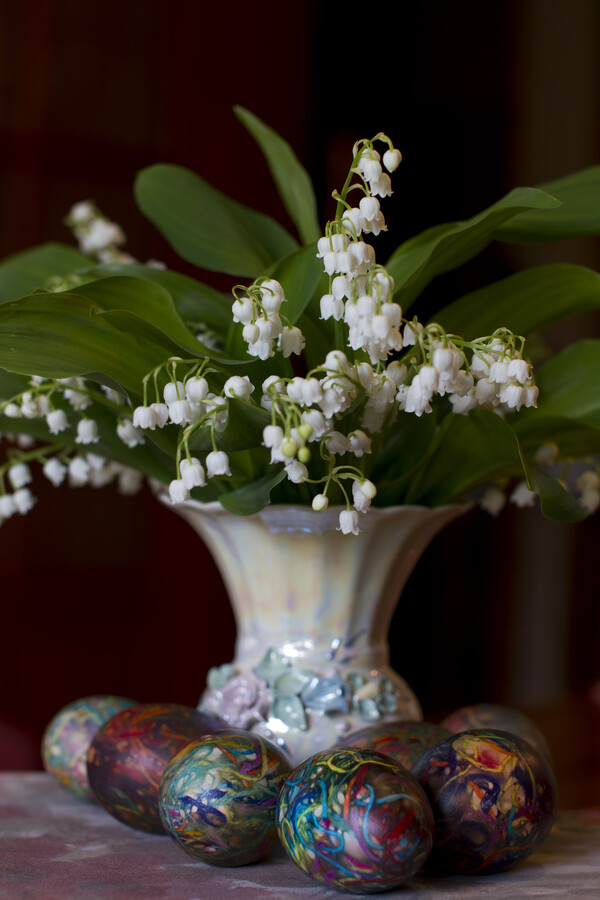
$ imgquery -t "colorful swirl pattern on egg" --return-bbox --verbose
[86,702,224,833]
[159,729,291,866]
[41,695,136,801]
[276,748,434,894]
[339,719,452,770]
[412,728,557,874]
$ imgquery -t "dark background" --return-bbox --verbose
[0,0,599,789]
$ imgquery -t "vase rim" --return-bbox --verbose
[158,492,469,534]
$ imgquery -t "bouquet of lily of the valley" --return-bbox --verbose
[0,106,599,533]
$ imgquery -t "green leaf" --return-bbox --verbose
[407,409,524,505]
[0,243,90,302]
[526,467,589,522]
[219,466,287,516]
[64,275,205,352]
[134,164,298,278]
[386,187,562,310]
[234,106,321,245]
[370,413,438,505]
[0,292,182,397]
[437,264,600,339]
[82,263,232,334]
[495,166,600,242]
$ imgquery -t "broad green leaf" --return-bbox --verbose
[135,164,298,278]
[495,166,600,242]
[82,263,232,334]
[0,293,181,397]
[437,264,600,339]
[407,409,524,505]
[370,413,438,505]
[266,243,323,324]
[63,275,204,352]
[0,369,31,400]
[234,106,321,245]
[219,466,287,515]
[386,187,561,310]
[526,467,589,522]
[0,243,90,302]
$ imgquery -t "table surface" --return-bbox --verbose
[1,773,600,899]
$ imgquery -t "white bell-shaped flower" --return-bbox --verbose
[76,418,100,445]
[185,376,209,402]
[180,458,206,490]
[150,402,170,427]
[8,462,32,490]
[117,419,145,447]
[13,487,36,515]
[383,148,402,172]
[43,458,68,487]
[169,478,189,504]
[133,405,157,430]
[206,450,231,478]
[279,326,305,358]
[337,509,360,535]
[224,375,254,400]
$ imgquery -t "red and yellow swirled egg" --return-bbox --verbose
[86,702,224,833]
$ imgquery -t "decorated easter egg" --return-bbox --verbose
[159,729,291,866]
[87,702,224,833]
[41,695,136,801]
[441,703,551,759]
[339,719,452,770]
[276,748,434,894]
[412,728,557,874]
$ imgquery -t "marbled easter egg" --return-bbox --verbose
[159,729,291,866]
[276,748,434,894]
[41,695,136,801]
[412,728,557,874]
[441,703,551,759]
[339,719,452,770]
[86,702,224,833]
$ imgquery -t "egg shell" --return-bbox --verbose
[441,703,551,759]
[41,695,136,802]
[159,729,291,866]
[86,702,224,833]
[412,728,557,874]
[276,747,434,894]
[338,719,452,770]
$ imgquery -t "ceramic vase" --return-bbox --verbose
[170,500,463,765]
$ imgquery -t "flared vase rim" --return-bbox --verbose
[158,491,469,534]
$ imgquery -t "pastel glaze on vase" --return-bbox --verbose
[170,500,463,765]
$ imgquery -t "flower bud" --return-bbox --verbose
[383,148,402,172]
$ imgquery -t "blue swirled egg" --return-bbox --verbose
[412,728,557,874]
[276,748,434,894]
[159,729,291,866]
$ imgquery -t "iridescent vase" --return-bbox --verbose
[170,500,463,765]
